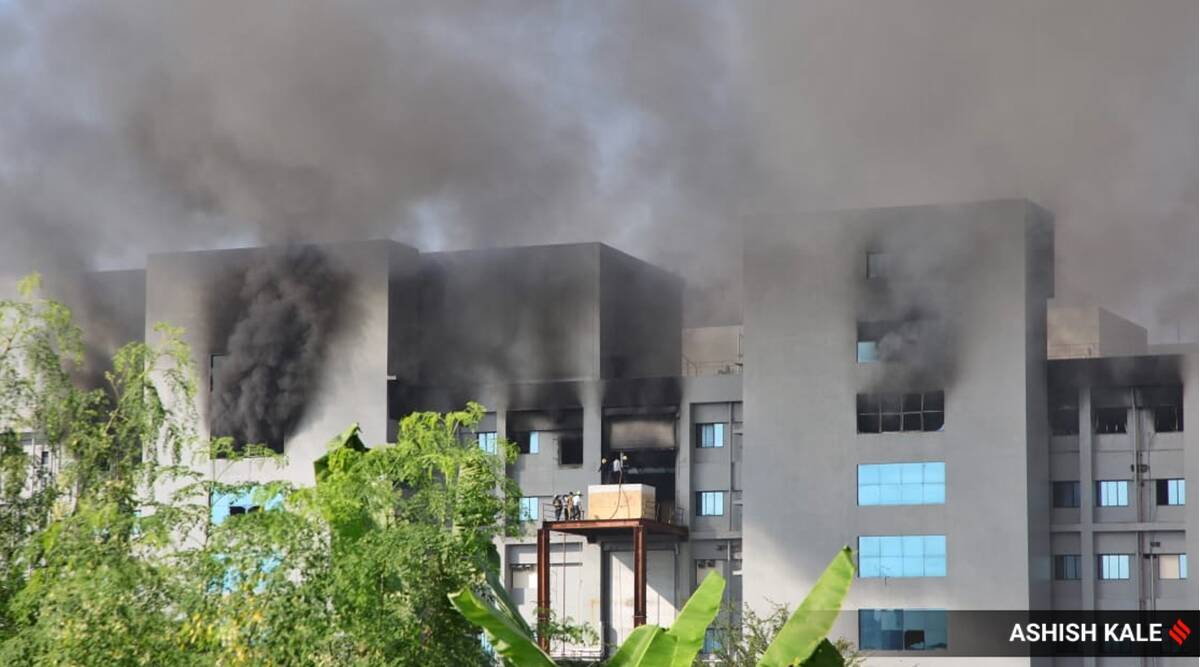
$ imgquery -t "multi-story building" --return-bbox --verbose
[24,199,1196,664]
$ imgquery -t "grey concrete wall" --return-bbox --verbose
[598,246,682,379]
[743,200,1053,662]
[146,240,414,487]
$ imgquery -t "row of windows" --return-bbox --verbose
[858,462,945,505]
[1052,479,1186,508]
[475,431,583,465]
[1049,386,1184,436]
[858,535,946,578]
[1055,554,1189,581]
[480,426,733,454]
[856,391,945,433]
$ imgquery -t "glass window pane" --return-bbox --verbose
[922,483,945,504]
[879,484,902,505]
[879,465,902,484]
[900,463,924,484]
[924,463,945,483]
[859,464,881,485]
[857,341,880,363]
[859,485,881,506]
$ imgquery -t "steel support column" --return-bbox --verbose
[633,525,647,626]
[536,526,551,650]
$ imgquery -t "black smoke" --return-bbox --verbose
[210,245,348,452]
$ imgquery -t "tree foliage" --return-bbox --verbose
[0,276,527,665]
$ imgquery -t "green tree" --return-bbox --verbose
[0,276,531,665]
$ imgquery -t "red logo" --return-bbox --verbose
[1168,619,1191,646]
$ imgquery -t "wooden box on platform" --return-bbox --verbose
[586,484,655,520]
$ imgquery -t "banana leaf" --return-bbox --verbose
[757,547,855,667]
[662,570,725,667]
[448,588,556,667]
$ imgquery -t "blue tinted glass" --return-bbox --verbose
[924,535,946,556]
[880,536,903,557]
[900,485,922,504]
[879,465,902,484]
[924,462,945,483]
[714,424,725,447]
[923,483,945,504]
[879,484,902,505]
[859,537,880,556]
[859,485,881,506]
[529,432,539,454]
[858,464,880,485]
[900,463,923,484]
[859,557,880,578]
[857,341,880,363]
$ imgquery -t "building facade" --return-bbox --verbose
[37,199,1196,664]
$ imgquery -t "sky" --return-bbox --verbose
[0,0,1195,340]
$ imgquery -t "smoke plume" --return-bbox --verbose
[0,1,1193,340]
[210,246,348,451]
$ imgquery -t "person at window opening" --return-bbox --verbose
[552,494,563,521]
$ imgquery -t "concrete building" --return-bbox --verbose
[30,199,1196,664]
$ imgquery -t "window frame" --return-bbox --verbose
[695,491,725,517]
[1052,481,1081,508]
[857,391,944,433]
[1158,554,1188,580]
[858,609,947,651]
[695,423,726,449]
[1096,480,1130,507]
[858,535,947,579]
[1156,478,1186,506]
[857,462,946,506]
[477,431,498,455]
[518,496,540,522]
[1054,554,1082,581]
[1098,553,1131,580]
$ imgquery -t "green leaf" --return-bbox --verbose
[757,547,855,667]
[606,624,664,666]
[663,570,725,667]
[800,638,845,666]
[483,545,534,636]
[447,587,556,667]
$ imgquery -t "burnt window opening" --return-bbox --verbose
[1049,391,1080,436]
[558,431,583,466]
[1093,407,1127,435]
[209,352,284,455]
[1139,385,1184,433]
[857,391,944,433]
[866,251,890,279]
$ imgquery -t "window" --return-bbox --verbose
[1054,555,1081,580]
[478,432,498,455]
[866,252,890,279]
[1096,480,1129,507]
[39,450,49,468]
[1098,554,1130,580]
[858,463,945,505]
[856,391,944,433]
[696,423,725,449]
[558,432,582,466]
[1156,479,1185,506]
[518,497,540,522]
[696,491,725,516]
[1140,385,1184,433]
[1159,554,1188,580]
[1049,392,1079,436]
[859,609,947,651]
[513,431,539,455]
[211,487,284,526]
[702,628,721,654]
[856,322,889,363]
[858,535,946,578]
[1052,481,1080,508]
[1093,407,1127,434]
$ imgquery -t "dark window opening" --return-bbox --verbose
[1093,407,1127,434]
[1052,481,1080,508]
[1049,390,1079,436]
[1156,478,1185,506]
[558,431,583,466]
[857,391,944,433]
[513,432,538,455]
[1141,385,1184,433]
[1054,554,1081,580]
